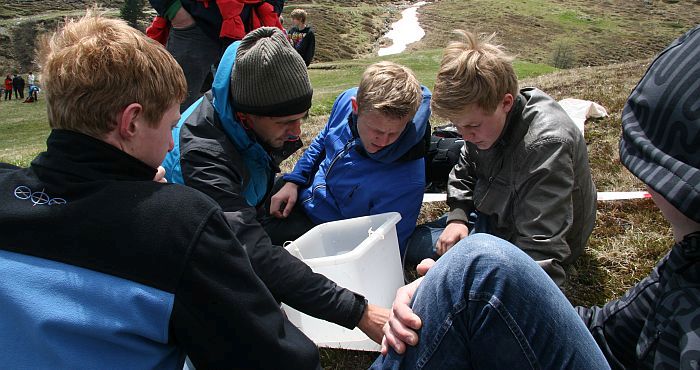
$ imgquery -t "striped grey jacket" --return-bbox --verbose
[577,232,700,369]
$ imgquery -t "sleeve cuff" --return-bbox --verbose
[446,208,470,224]
[282,173,308,186]
[347,294,368,329]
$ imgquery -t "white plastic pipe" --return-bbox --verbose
[422,191,651,203]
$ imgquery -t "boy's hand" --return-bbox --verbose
[357,304,390,344]
[436,221,469,255]
[381,277,423,355]
[416,258,435,276]
[270,182,298,218]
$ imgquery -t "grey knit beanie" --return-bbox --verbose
[619,26,700,222]
[231,27,313,117]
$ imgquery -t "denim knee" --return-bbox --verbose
[441,234,529,271]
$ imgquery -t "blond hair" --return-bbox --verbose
[37,8,186,138]
[290,9,307,23]
[356,61,422,119]
[432,30,518,118]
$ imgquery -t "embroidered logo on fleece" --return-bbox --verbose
[14,185,66,206]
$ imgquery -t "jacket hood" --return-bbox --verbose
[210,41,273,206]
[212,41,240,124]
[349,85,431,164]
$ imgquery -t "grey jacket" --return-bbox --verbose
[577,232,700,369]
[446,87,597,285]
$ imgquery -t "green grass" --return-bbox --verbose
[0,97,49,167]
[309,49,557,116]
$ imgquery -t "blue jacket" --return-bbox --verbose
[284,87,431,255]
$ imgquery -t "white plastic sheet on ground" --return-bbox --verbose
[558,98,609,134]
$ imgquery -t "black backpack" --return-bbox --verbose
[425,125,464,193]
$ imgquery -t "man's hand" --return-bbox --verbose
[170,7,195,29]
[436,221,469,256]
[357,303,390,344]
[154,166,167,183]
[270,182,298,218]
[381,277,423,355]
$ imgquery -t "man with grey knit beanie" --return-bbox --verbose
[162,27,389,348]
[231,27,313,119]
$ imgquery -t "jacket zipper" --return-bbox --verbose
[326,139,355,177]
[302,139,355,203]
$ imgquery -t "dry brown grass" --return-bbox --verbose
[526,62,673,308]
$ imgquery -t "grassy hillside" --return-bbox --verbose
[3,0,696,72]
[282,0,396,62]
[284,0,699,67]
[0,3,123,72]
[415,0,698,67]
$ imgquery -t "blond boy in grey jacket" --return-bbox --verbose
[407,30,596,286]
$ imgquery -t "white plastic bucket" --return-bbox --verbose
[282,212,405,351]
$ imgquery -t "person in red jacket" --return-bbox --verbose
[147,0,285,111]
[4,75,13,100]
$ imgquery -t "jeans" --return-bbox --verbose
[403,213,488,265]
[167,24,223,111]
[370,234,610,370]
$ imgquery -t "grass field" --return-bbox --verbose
[308,48,556,115]
[0,97,48,167]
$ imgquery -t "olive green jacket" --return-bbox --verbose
[447,87,596,286]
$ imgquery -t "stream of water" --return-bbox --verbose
[378,1,428,56]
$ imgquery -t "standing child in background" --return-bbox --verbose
[27,72,35,89]
[4,75,12,100]
[288,9,315,66]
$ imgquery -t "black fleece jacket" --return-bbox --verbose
[0,129,320,369]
